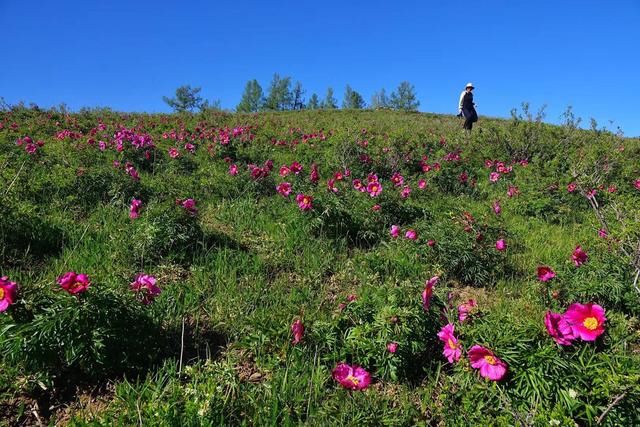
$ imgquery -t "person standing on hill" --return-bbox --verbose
[458,82,478,131]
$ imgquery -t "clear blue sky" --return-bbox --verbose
[2,1,639,135]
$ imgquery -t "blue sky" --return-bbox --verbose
[2,1,639,135]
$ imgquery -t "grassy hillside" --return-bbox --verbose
[1,108,639,426]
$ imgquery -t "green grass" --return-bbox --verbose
[1,108,639,426]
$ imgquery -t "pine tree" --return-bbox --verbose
[321,87,338,109]
[263,73,293,111]
[292,81,306,110]
[162,85,205,112]
[370,88,389,109]
[307,93,320,110]
[236,79,264,113]
[342,85,365,109]
[389,81,420,111]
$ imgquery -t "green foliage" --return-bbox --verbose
[263,73,293,111]
[389,81,420,111]
[321,87,338,109]
[236,79,264,113]
[0,107,639,426]
[162,85,206,112]
[342,84,366,109]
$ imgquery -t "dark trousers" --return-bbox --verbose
[462,108,478,130]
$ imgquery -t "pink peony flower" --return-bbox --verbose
[352,179,364,191]
[129,198,143,219]
[387,342,398,354]
[0,276,18,312]
[332,363,371,390]
[125,162,140,181]
[634,179,640,191]
[290,161,303,175]
[130,274,161,304]
[372,204,381,211]
[567,182,577,193]
[179,198,198,216]
[571,245,588,267]
[495,239,506,251]
[309,163,319,183]
[400,186,411,199]
[544,311,576,346]
[598,229,608,238]
[563,303,606,341]
[168,147,180,158]
[296,193,313,211]
[279,165,291,177]
[418,179,427,189]
[57,271,91,295]
[291,319,304,345]
[390,225,400,238]
[492,200,501,215]
[489,172,500,183]
[468,345,508,381]
[507,185,520,197]
[405,229,417,240]
[537,266,556,282]
[427,239,436,247]
[437,323,462,363]
[391,172,404,187]
[184,143,195,153]
[277,182,292,197]
[229,164,238,176]
[458,299,477,322]
[422,276,438,311]
[367,181,382,197]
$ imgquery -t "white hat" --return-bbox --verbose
[465,82,474,89]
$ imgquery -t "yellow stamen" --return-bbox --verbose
[447,338,458,349]
[583,316,598,330]
[345,374,359,385]
[0,288,5,300]
[484,355,496,365]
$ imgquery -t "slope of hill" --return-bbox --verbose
[1,108,639,425]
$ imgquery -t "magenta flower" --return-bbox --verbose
[168,147,180,158]
[634,179,640,191]
[279,165,291,177]
[567,182,577,193]
[495,239,506,251]
[544,311,576,346]
[468,345,508,381]
[229,164,238,176]
[296,193,313,211]
[537,266,556,282]
[130,274,161,304]
[400,186,411,199]
[290,161,303,175]
[391,172,404,187]
[390,225,400,238]
[184,143,195,154]
[125,162,140,181]
[507,185,520,197]
[422,276,438,311]
[492,200,501,215]
[352,179,364,191]
[563,303,606,341]
[57,271,91,295]
[458,299,477,322]
[129,198,143,219]
[489,172,500,183]
[310,163,319,183]
[372,204,381,211]
[418,179,427,189]
[405,229,417,240]
[0,276,18,312]
[387,342,398,354]
[366,181,382,197]
[291,319,304,345]
[437,323,462,363]
[571,246,588,267]
[332,363,371,390]
[179,198,198,216]
[427,239,436,247]
[598,228,608,238]
[276,182,292,197]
